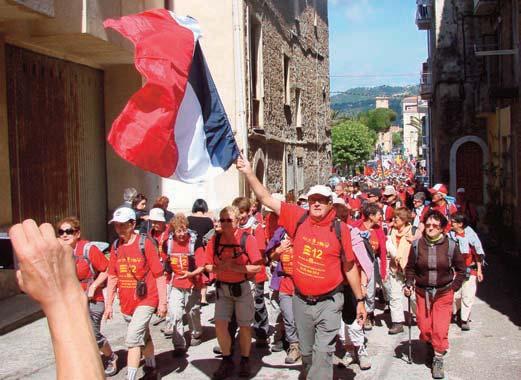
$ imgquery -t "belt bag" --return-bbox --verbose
[296,285,342,305]
[216,280,245,298]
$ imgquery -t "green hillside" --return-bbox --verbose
[331,85,420,122]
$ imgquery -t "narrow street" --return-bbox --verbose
[1,252,520,380]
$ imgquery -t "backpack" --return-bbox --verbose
[75,241,109,281]
[165,230,198,272]
[412,237,456,267]
[213,231,251,280]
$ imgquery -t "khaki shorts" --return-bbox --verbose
[215,281,255,327]
[123,305,155,348]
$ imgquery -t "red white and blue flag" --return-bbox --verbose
[104,9,240,183]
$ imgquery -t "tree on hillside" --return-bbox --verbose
[358,108,397,134]
[332,120,375,172]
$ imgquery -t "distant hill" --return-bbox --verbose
[331,85,420,123]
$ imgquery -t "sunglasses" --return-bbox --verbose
[308,198,330,205]
[425,223,441,229]
[219,218,234,223]
[58,228,76,236]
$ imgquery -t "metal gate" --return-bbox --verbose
[456,141,484,204]
[7,45,107,240]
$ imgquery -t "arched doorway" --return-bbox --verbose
[449,136,488,205]
[456,142,483,204]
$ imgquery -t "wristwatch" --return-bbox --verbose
[356,297,366,303]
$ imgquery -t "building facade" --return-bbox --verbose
[416,0,521,242]
[402,95,428,158]
[0,0,331,297]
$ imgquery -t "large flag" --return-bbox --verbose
[104,9,240,183]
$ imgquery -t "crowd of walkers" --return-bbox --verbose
[12,156,487,380]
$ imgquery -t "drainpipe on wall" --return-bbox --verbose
[232,0,248,195]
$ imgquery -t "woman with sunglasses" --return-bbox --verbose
[404,210,466,379]
[56,216,118,377]
[205,206,263,380]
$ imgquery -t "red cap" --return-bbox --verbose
[428,183,448,196]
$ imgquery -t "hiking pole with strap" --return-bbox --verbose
[407,294,412,364]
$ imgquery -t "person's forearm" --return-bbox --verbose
[91,271,108,290]
[230,263,261,274]
[345,262,363,299]
[106,274,118,306]
[190,267,205,276]
[155,275,167,307]
[44,291,104,379]
[245,171,271,205]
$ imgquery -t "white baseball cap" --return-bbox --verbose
[457,187,465,193]
[306,185,333,198]
[333,196,347,206]
[383,185,397,196]
[148,208,166,222]
[108,207,136,224]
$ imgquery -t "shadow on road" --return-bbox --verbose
[475,252,521,328]
[394,339,431,368]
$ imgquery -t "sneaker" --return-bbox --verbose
[271,340,284,352]
[213,345,222,355]
[388,322,404,335]
[432,356,445,379]
[341,347,355,367]
[212,358,234,380]
[364,313,374,331]
[461,320,470,331]
[354,345,371,370]
[238,357,251,378]
[285,342,301,364]
[191,337,203,346]
[104,353,118,377]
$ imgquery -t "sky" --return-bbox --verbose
[328,0,427,92]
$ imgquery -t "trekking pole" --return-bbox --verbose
[407,294,412,364]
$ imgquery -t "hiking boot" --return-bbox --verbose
[354,345,371,370]
[212,358,234,380]
[285,343,301,364]
[172,347,186,357]
[432,355,445,379]
[461,320,470,331]
[104,353,118,377]
[388,322,404,335]
[271,340,284,352]
[238,357,251,378]
[364,313,374,331]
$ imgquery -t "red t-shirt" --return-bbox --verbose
[456,231,479,275]
[347,196,362,212]
[278,202,355,296]
[162,238,205,289]
[108,236,164,316]
[150,230,169,255]
[238,223,268,283]
[205,230,262,283]
[74,240,108,302]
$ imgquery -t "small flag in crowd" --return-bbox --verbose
[104,9,240,183]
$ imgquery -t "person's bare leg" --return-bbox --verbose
[201,286,208,304]
[239,326,252,357]
[100,341,114,357]
[215,320,232,355]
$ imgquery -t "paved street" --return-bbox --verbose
[1,253,520,380]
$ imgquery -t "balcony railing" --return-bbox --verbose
[420,71,432,100]
[416,0,433,30]
[474,0,498,16]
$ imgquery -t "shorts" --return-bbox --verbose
[215,281,255,327]
[123,305,156,348]
[89,301,107,348]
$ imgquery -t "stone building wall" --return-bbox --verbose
[245,0,331,194]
